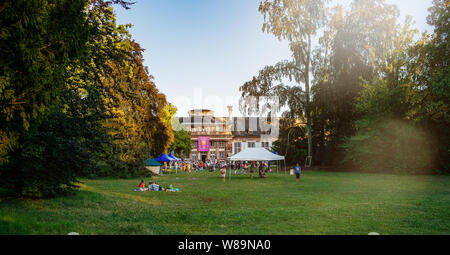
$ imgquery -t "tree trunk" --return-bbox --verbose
[306,33,312,158]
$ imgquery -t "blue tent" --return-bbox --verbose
[167,154,177,161]
[154,153,173,162]
[169,152,181,161]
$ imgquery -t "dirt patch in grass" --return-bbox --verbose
[193,194,226,203]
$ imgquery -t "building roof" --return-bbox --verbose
[188,109,214,117]
[178,116,275,137]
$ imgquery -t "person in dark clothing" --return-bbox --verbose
[258,162,265,178]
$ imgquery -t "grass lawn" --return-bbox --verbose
[1,170,449,234]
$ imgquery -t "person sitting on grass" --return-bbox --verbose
[167,184,180,192]
[132,180,147,191]
[138,179,146,191]
[149,181,167,191]
[150,181,159,191]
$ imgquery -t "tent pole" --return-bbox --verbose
[284,159,286,176]
[229,160,231,181]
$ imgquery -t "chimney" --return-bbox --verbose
[227,105,233,120]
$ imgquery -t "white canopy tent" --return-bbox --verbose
[227,148,286,180]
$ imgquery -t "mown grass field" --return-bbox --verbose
[1,171,449,234]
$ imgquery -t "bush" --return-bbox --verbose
[342,118,437,173]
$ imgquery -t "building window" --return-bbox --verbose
[261,142,269,149]
[219,141,225,148]
[219,151,225,159]
[192,154,197,161]
[192,141,197,148]
[234,142,241,153]
[211,151,215,161]
[248,142,255,148]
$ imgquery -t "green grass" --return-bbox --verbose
[1,171,450,234]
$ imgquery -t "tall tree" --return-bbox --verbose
[0,0,93,163]
[0,0,134,196]
[339,0,449,173]
[241,0,329,160]
[0,0,177,196]
[311,0,409,165]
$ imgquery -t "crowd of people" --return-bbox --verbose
[231,161,273,178]
[135,160,302,191]
[165,160,273,176]
[218,161,273,181]
[166,160,230,172]
[155,160,276,184]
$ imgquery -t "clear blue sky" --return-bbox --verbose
[114,0,433,117]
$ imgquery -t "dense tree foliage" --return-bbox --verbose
[271,116,307,165]
[0,0,92,163]
[0,0,174,197]
[167,108,192,158]
[169,130,192,158]
[242,0,449,173]
[313,0,417,166]
[342,0,449,173]
[405,0,449,172]
[341,78,436,173]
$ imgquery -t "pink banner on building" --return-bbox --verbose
[198,136,210,152]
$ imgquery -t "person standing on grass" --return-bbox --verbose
[295,163,301,182]
[249,163,254,179]
[258,162,264,178]
[220,166,226,182]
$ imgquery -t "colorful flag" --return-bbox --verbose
[198,136,210,152]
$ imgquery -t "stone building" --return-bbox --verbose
[178,107,277,162]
